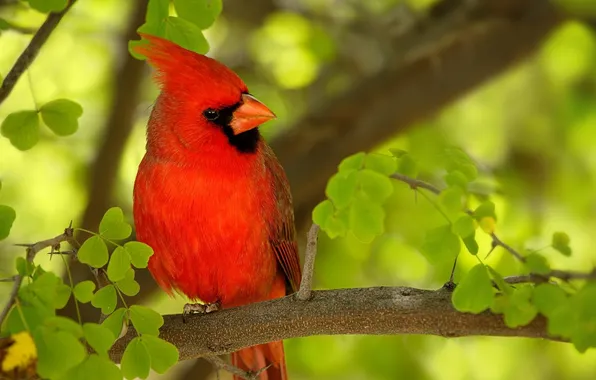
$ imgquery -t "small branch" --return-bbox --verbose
[505,270,596,285]
[390,173,441,195]
[490,233,526,262]
[109,287,554,363]
[0,0,77,106]
[296,224,319,301]
[0,226,76,326]
[391,173,527,263]
[204,356,254,380]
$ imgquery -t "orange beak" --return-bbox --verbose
[230,94,276,135]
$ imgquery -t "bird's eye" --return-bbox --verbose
[203,109,219,121]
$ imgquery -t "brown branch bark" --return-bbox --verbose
[0,1,77,106]
[273,0,563,231]
[109,286,553,363]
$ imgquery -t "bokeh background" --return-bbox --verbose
[2,0,596,379]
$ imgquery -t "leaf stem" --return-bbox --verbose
[60,253,82,325]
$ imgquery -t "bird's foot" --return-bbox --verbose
[182,301,221,323]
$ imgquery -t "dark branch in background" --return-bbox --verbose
[0,227,76,325]
[62,0,149,323]
[0,0,77,106]
[273,0,563,232]
[109,286,555,363]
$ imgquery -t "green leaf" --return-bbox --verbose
[348,197,384,243]
[55,283,72,309]
[532,283,568,317]
[445,170,470,188]
[356,169,394,203]
[29,271,68,308]
[78,235,109,268]
[143,335,179,374]
[323,209,349,239]
[124,241,154,268]
[462,233,479,255]
[34,326,86,378]
[525,253,550,275]
[116,269,141,297]
[121,337,151,380]
[27,0,69,13]
[548,302,576,338]
[552,231,572,256]
[363,154,397,175]
[569,283,596,351]
[102,308,127,339]
[91,285,117,315]
[452,264,494,313]
[338,152,365,173]
[129,305,163,336]
[39,98,83,136]
[1,110,40,150]
[15,256,35,276]
[503,286,538,328]
[107,246,131,282]
[4,302,53,335]
[473,201,497,220]
[74,280,96,303]
[396,153,418,178]
[44,316,83,338]
[173,0,223,29]
[0,204,16,240]
[325,171,358,208]
[83,323,116,357]
[444,148,477,181]
[60,354,122,380]
[420,225,460,264]
[0,18,10,30]
[99,207,132,240]
[487,266,513,295]
[439,186,464,217]
[145,0,170,29]
[452,214,475,238]
[312,200,334,228]
[164,16,209,54]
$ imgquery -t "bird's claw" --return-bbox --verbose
[182,301,221,323]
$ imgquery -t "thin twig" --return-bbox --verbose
[491,233,526,262]
[296,223,320,301]
[204,356,254,380]
[391,173,527,264]
[0,226,76,326]
[391,173,441,195]
[0,0,77,106]
[504,270,596,285]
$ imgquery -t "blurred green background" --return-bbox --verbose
[2,0,596,379]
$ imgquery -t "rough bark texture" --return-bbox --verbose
[110,287,552,363]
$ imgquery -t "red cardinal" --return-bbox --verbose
[132,35,301,380]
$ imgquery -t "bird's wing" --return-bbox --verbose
[263,144,302,292]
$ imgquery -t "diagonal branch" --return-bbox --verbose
[275,0,563,231]
[0,226,76,326]
[109,286,554,363]
[0,0,77,106]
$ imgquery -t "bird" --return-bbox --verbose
[132,34,301,380]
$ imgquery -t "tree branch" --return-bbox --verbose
[275,0,563,231]
[0,0,77,106]
[296,224,319,300]
[109,286,553,363]
[0,226,75,326]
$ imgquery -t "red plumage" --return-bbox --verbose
[132,35,301,380]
